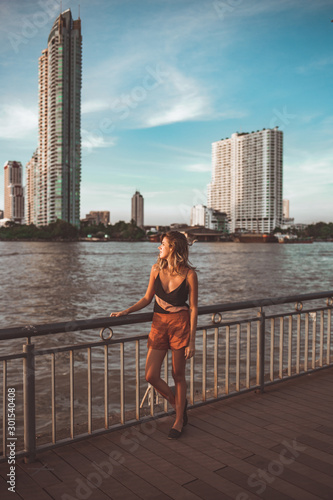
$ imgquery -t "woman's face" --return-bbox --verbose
[158,237,172,260]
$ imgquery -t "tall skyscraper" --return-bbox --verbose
[27,9,82,227]
[4,161,24,223]
[131,191,144,227]
[25,150,38,225]
[208,127,283,233]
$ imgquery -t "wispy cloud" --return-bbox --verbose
[153,143,210,160]
[81,129,117,155]
[132,64,211,128]
[82,100,109,114]
[0,102,37,140]
[285,149,333,193]
[184,164,211,173]
[83,61,213,130]
[296,57,333,74]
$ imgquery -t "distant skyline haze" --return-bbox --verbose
[0,0,332,225]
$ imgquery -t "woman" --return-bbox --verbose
[111,231,198,439]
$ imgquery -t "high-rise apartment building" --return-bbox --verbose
[283,199,290,218]
[26,9,82,227]
[4,161,24,223]
[190,204,206,226]
[208,127,283,233]
[25,149,38,225]
[131,191,144,227]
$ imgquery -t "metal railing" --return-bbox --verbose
[0,290,332,463]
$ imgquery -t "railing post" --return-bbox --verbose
[23,341,36,463]
[257,311,266,393]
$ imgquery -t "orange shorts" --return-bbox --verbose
[147,310,190,351]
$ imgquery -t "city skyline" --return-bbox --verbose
[0,0,332,225]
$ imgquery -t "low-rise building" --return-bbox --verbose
[190,204,229,232]
[81,211,110,226]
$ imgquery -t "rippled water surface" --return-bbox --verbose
[1,240,332,329]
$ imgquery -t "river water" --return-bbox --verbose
[1,240,332,328]
[0,241,332,443]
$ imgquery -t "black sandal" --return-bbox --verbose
[168,427,182,439]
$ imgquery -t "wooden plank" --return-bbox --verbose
[131,425,263,500]
[216,466,293,500]
[189,412,333,488]
[0,460,53,500]
[136,420,317,500]
[239,392,333,428]
[107,426,198,483]
[192,406,280,448]
[16,458,62,489]
[88,433,203,500]
[268,391,333,416]
[184,479,233,500]
[46,481,110,500]
[70,440,143,499]
[280,384,333,404]
[316,425,333,437]
[54,442,165,500]
[270,441,333,479]
[223,399,317,429]
[199,404,299,445]
[79,430,196,485]
[0,473,22,500]
[295,434,333,454]
[247,454,333,500]
[265,423,333,446]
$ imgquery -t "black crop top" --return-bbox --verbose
[154,273,189,314]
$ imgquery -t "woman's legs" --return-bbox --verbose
[145,348,176,407]
[171,347,187,432]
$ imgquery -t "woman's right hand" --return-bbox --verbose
[110,310,128,317]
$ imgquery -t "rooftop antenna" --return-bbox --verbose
[60,0,62,15]
[78,4,80,19]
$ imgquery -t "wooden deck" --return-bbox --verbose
[1,367,333,500]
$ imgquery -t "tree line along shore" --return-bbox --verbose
[0,219,146,242]
[0,219,332,242]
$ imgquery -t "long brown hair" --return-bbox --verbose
[157,231,195,275]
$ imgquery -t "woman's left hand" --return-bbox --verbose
[185,342,195,359]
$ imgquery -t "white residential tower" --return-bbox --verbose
[207,127,283,233]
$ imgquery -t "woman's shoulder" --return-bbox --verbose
[185,265,196,275]
[151,263,160,276]
[186,267,197,281]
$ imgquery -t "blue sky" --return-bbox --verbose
[0,0,332,225]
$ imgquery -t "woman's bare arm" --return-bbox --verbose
[110,265,158,317]
[185,269,198,359]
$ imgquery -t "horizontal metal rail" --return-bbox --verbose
[0,290,332,464]
[0,289,332,341]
